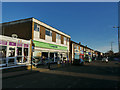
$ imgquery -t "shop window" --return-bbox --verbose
[50,53,54,62]
[17,47,22,56]
[17,47,22,63]
[8,47,15,57]
[42,52,48,59]
[24,48,28,56]
[23,48,28,63]
[55,53,58,59]
[0,46,7,58]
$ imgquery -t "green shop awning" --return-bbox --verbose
[33,40,68,51]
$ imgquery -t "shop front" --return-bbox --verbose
[74,53,80,59]
[0,35,30,68]
[80,51,84,60]
[33,40,69,65]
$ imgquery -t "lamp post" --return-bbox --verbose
[113,26,120,52]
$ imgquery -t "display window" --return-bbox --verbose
[55,53,59,60]
[17,47,22,63]
[0,46,7,65]
[23,48,28,62]
[50,53,54,62]
[8,47,15,57]
[7,46,16,64]
[17,47,22,56]
[0,46,7,58]
[33,51,42,64]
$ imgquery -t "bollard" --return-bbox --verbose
[48,62,50,69]
[62,61,64,67]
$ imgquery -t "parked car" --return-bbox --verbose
[73,59,84,65]
[84,56,92,63]
[102,57,108,63]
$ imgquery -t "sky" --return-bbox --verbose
[2,2,119,53]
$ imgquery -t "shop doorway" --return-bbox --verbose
[50,53,54,62]
[42,52,48,60]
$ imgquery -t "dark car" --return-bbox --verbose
[84,56,92,63]
[73,59,84,65]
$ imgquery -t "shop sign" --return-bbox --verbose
[0,40,7,45]
[9,42,16,46]
[18,40,22,43]
[50,45,58,48]
[17,43,22,47]
[24,44,29,48]
[33,40,67,50]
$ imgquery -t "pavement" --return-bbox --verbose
[2,63,64,78]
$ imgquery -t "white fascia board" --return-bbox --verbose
[32,18,71,38]
[0,35,30,44]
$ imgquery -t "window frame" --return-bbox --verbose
[45,29,52,36]
[56,33,61,39]
[34,23,40,32]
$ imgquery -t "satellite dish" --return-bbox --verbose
[12,34,18,38]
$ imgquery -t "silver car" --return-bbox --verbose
[102,57,108,63]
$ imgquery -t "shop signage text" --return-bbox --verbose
[33,40,67,50]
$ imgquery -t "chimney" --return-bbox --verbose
[79,42,81,45]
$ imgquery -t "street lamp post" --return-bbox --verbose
[113,26,120,53]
